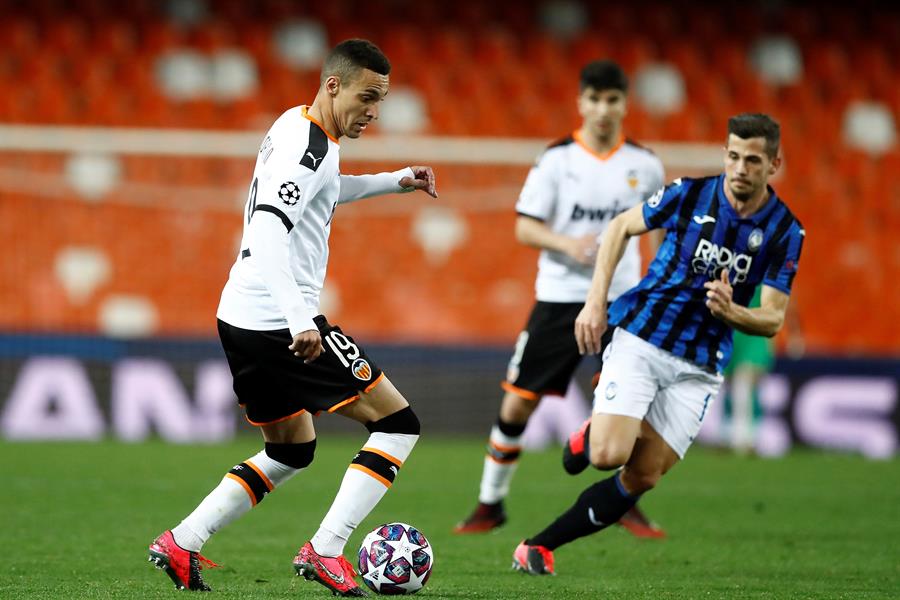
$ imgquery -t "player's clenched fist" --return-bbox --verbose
[289,330,325,363]
[400,165,438,198]
[704,268,734,320]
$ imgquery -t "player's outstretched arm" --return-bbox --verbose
[576,205,651,354]
[338,165,437,204]
[704,274,789,337]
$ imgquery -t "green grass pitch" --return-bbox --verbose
[1,437,897,599]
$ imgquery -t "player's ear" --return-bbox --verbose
[769,152,782,176]
[324,75,340,97]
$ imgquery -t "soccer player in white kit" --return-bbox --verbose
[455,61,666,538]
[148,39,436,597]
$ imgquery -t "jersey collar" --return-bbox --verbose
[573,130,624,162]
[301,106,340,145]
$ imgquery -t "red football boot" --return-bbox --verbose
[618,505,667,539]
[511,541,555,575]
[562,417,592,475]
[293,541,368,597]
[453,501,507,534]
[148,530,219,591]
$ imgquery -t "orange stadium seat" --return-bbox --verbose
[429,28,472,66]
[2,17,40,55]
[89,19,139,56]
[682,7,729,44]
[376,26,423,70]
[190,19,236,53]
[523,34,568,74]
[570,37,613,69]
[712,43,751,86]
[805,41,851,87]
[473,27,519,67]
[44,17,89,55]
[666,41,704,79]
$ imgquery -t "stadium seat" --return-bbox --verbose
[523,33,568,73]
[805,41,850,87]
[570,36,612,68]
[473,27,519,67]
[606,36,657,74]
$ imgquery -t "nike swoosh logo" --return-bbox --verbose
[314,558,344,584]
[588,507,605,527]
[693,215,716,225]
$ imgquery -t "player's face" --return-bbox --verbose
[577,87,626,139]
[724,134,780,202]
[331,68,389,139]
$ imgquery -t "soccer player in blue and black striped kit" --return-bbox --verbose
[513,113,804,575]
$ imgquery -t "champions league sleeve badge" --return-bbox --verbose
[278,182,301,206]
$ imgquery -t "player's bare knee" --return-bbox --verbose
[366,405,420,436]
[500,393,537,424]
[264,439,317,469]
[620,467,662,494]
[589,445,630,470]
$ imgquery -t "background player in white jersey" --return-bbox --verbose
[148,39,437,597]
[455,61,666,537]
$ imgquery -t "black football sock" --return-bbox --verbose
[526,473,638,550]
[496,417,527,437]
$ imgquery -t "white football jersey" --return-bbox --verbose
[515,132,665,302]
[217,106,411,335]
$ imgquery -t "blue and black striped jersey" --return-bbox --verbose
[608,175,804,372]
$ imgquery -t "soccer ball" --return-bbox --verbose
[357,522,434,594]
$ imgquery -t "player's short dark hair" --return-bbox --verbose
[320,39,391,85]
[727,113,780,158]
[579,60,628,93]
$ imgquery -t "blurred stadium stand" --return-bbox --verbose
[0,0,897,452]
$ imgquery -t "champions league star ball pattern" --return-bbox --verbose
[278,181,301,205]
[358,523,434,594]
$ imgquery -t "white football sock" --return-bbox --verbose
[172,449,301,552]
[312,432,418,557]
[478,425,523,504]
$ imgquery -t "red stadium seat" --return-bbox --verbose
[2,17,40,55]
[429,27,472,65]
[43,17,89,55]
[606,36,657,73]
[523,33,568,74]
[570,36,612,68]
[473,27,519,67]
[666,41,704,79]
[191,19,236,53]
[376,26,424,70]
[805,41,850,87]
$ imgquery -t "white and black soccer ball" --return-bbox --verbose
[278,181,301,205]
[358,522,433,595]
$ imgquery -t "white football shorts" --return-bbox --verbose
[593,328,723,458]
